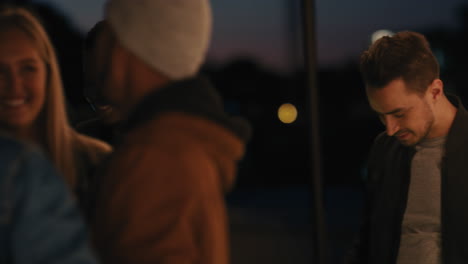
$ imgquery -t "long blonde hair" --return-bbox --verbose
[0,5,79,187]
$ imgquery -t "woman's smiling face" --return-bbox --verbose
[0,27,47,130]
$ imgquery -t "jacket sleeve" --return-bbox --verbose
[344,176,373,264]
[92,145,229,264]
[344,133,385,264]
[13,148,98,264]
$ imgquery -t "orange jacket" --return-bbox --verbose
[92,77,250,264]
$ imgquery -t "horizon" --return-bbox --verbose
[35,0,467,72]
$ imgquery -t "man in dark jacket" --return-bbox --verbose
[348,31,468,264]
[87,0,250,263]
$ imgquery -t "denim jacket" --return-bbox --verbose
[0,135,97,264]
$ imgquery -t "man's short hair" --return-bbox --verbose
[360,31,439,94]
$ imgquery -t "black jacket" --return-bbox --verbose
[349,95,468,264]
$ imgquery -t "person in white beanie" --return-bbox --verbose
[86,1,251,264]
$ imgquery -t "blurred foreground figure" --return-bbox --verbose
[347,31,468,264]
[89,0,250,263]
[0,5,112,210]
[0,134,97,264]
[76,20,120,145]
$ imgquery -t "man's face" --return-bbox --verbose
[367,78,435,146]
[85,22,123,124]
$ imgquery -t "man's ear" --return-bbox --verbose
[428,79,444,100]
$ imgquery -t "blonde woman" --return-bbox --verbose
[0,5,111,212]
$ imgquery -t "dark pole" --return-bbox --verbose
[301,0,328,263]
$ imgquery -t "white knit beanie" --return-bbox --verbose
[105,0,212,80]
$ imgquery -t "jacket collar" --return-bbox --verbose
[120,76,251,142]
[445,94,468,156]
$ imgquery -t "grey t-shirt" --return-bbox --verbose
[396,136,446,264]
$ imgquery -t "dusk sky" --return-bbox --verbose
[35,0,467,72]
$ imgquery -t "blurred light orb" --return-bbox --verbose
[371,29,394,43]
[278,103,298,124]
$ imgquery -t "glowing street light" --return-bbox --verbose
[371,29,394,43]
[278,103,298,124]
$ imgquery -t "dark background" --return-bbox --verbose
[8,0,468,263]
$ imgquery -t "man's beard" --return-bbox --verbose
[398,101,435,147]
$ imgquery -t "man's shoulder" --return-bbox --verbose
[368,132,405,167]
[371,132,399,150]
